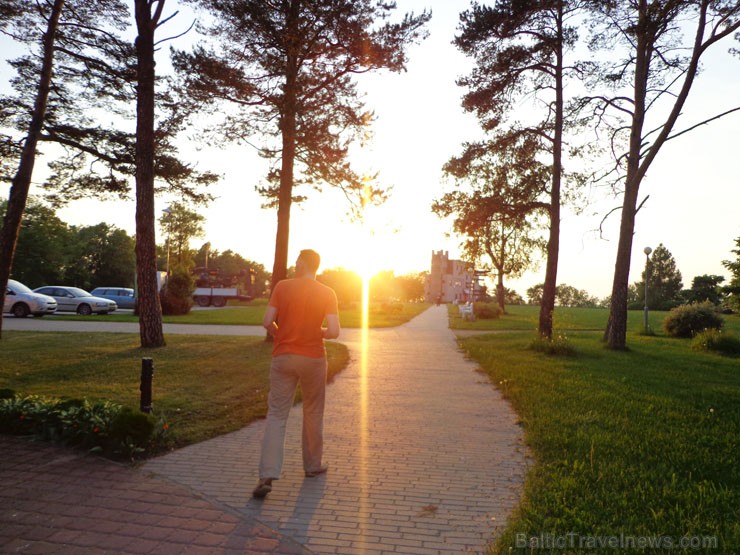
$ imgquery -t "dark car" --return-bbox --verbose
[90,287,136,309]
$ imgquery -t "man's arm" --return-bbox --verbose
[263,305,278,335]
[322,313,340,339]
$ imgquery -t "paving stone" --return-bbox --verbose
[143,306,530,554]
[0,436,311,555]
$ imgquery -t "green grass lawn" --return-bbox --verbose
[0,331,349,450]
[458,331,740,553]
[49,301,431,328]
[449,303,740,335]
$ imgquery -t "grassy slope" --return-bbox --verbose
[459,331,739,553]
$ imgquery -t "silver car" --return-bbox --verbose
[4,279,58,317]
[33,286,117,315]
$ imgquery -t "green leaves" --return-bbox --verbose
[0,394,161,459]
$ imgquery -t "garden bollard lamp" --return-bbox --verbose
[140,358,154,413]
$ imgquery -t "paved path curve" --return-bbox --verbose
[143,305,529,554]
[0,435,310,555]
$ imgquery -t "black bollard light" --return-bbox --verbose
[140,358,154,413]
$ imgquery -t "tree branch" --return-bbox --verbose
[635,194,649,214]
[598,204,622,239]
[155,18,194,47]
[666,106,740,142]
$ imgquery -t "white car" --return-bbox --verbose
[4,279,58,317]
[33,286,117,315]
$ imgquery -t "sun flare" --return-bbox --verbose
[358,239,371,547]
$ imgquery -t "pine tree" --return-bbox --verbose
[634,244,683,310]
[452,0,589,338]
[585,1,740,348]
[722,237,740,312]
[171,0,430,290]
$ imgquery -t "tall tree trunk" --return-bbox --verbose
[604,182,640,348]
[496,272,505,312]
[134,0,165,348]
[605,3,651,350]
[270,1,300,293]
[271,117,295,290]
[538,4,564,340]
[495,223,505,312]
[0,0,64,340]
[538,199,560,338]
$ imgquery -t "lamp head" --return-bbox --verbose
[644,246,652,256]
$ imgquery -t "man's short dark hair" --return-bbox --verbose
[298,249,321,273]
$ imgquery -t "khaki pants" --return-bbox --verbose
[259,354,327,480]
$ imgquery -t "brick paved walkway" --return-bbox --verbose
[144,305,529,554]
[0,435,308,555]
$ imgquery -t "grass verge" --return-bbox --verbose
[0,331,350,452]
[449,303,740,334]
[458,331,740,553]
[47,301,431,328]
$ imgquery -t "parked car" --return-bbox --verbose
[90,287,136,309]
[33,286,117,315]
[4,279,58,317]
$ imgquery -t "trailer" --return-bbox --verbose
[191,266,255,307]
[193,287,251,307]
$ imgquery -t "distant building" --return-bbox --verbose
[425,250,482,303]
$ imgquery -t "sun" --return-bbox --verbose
[317,214,386,279]
[355,228,382,281]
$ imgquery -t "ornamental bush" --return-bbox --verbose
[160,268,194,315]
[662,301,724,338]
[0,394,163,459]
[474,302,502,320]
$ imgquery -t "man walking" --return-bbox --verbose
[253,249,340,498]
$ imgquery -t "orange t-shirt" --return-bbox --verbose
[269,277,339,358]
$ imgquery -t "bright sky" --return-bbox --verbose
[2,0,739,299]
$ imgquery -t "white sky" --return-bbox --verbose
[2,0,739,298]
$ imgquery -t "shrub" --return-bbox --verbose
[691,329,740,356]
[0,394,162,459]
[473,302,502,320]
[161,269,194,316]
[108,407,157,456]
[662,301,724,338]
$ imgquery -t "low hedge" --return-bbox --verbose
[0,390,168,460]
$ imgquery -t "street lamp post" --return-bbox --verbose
[643,246,652,334]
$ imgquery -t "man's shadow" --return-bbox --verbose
[245,473,327,545]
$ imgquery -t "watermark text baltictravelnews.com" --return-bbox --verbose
[516,532,718,550]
